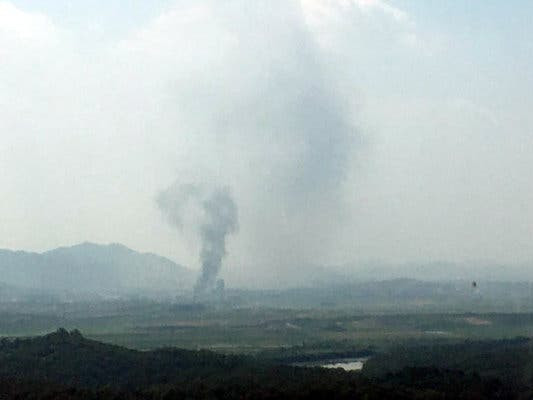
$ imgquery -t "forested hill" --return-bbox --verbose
[0,242,193,294]
[0,330,526,399]
[0,329,253,388]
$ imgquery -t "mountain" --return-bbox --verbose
[224,278,533,312]
[0,242,194,295]
[225,259,533,290]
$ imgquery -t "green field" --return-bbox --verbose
[3,301,533,355]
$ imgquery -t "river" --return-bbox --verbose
[292,357,369,371]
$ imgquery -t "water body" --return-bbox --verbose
[293,357,369,371]
[321,358,367,371]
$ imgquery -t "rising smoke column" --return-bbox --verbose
[196,188,238,293]
[151,1,360,280]
[157,182,238,295]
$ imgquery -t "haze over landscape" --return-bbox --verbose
[2,0,533,290]
[3,2,533,399]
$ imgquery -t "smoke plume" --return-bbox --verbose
[157,182,238,295]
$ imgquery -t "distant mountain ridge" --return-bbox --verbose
[0,242,194,294]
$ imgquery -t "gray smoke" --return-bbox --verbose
[156,1,359,279]
[196,188,238,293]
[157,182,238,295]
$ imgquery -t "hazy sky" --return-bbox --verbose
[1,0,533,278]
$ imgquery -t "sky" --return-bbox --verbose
[1,0,533,283]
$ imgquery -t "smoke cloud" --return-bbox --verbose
[160,1,359,271]
[157,182,238,295]
[4,1,533,287]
